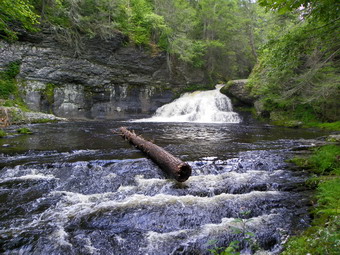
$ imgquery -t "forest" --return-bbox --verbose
[1,0,339,125]
[0,1,339,255]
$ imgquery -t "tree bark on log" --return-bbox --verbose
[118,127,192,182]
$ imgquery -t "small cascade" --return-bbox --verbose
[134,85,241,123]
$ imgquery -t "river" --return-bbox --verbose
[0,116,328,254]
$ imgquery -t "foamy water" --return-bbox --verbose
[0,121,326,254]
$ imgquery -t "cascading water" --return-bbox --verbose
[0,120,329,254]
[134,85,241,123]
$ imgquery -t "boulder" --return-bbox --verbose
[220,79,256,107]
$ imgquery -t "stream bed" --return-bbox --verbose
[0,118,329,254]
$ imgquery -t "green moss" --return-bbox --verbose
[0,79,17,99]
[0,129,6,137]
[31,118,58,124]
[0,61,30,112]
[3,61,21,78]
[0,61,21,98]
[16,127,33,134]
[304,121,340,131]
[1,99,30,112]
[256,107,340,130]
[40,83,56,104]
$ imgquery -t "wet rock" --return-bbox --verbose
[24,112,67,123]
[0,106,66,125]
[254,100,270,118]
[220,79,256,107]
[327,134,340,142]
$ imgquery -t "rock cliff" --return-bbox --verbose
[0,30,207,119]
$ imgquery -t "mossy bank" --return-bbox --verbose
[282,143,340,254]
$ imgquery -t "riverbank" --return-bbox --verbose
[0,106,67,127]
[282,143,340,254]
[220,80,340,132]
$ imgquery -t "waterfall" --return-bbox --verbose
[134,85,241,123]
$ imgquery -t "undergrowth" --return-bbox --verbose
[0,61,21,99]
[0,61,30,112]
[283,144,340,254]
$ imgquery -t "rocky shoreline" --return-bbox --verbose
[0,106,67,127]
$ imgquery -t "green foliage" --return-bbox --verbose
[30,0,273,81]
[208,240,240,255]
[1,98,30,112]
[0,79,16,99]
[317,178,340,214]
[0,129,6,137]
[3,61,21,79]
[0,0,40,40]
[258,0,340,22]
[283,215,340,255]
[248,17,340,122]
[0,61,21,99]
[207,211,257,255]
[308,145,340,175]
[0,61,29,112]
[291,145,340,175]
[37,0,169,49]
[17,127,33,134]
[249,0,340,123]
[316,121,340,132]
[284,145,340,254]
[40,83,55,104]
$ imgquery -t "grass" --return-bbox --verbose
[304,121,340,131]
[268,113,340,131]
[283,144,340,254]
[283,215,340,255]
[1,98,30,112]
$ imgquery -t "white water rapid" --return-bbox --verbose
[134,85,241,123]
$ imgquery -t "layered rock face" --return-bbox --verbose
[0,31,206,119]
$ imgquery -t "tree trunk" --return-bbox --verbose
[118,127,192,182]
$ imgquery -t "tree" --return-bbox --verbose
[248,0,340,122]
[258,0,340,22]
[0,0,40,40]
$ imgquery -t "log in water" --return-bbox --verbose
[118,127,192,182]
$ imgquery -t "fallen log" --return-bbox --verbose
[118,127,192,182]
